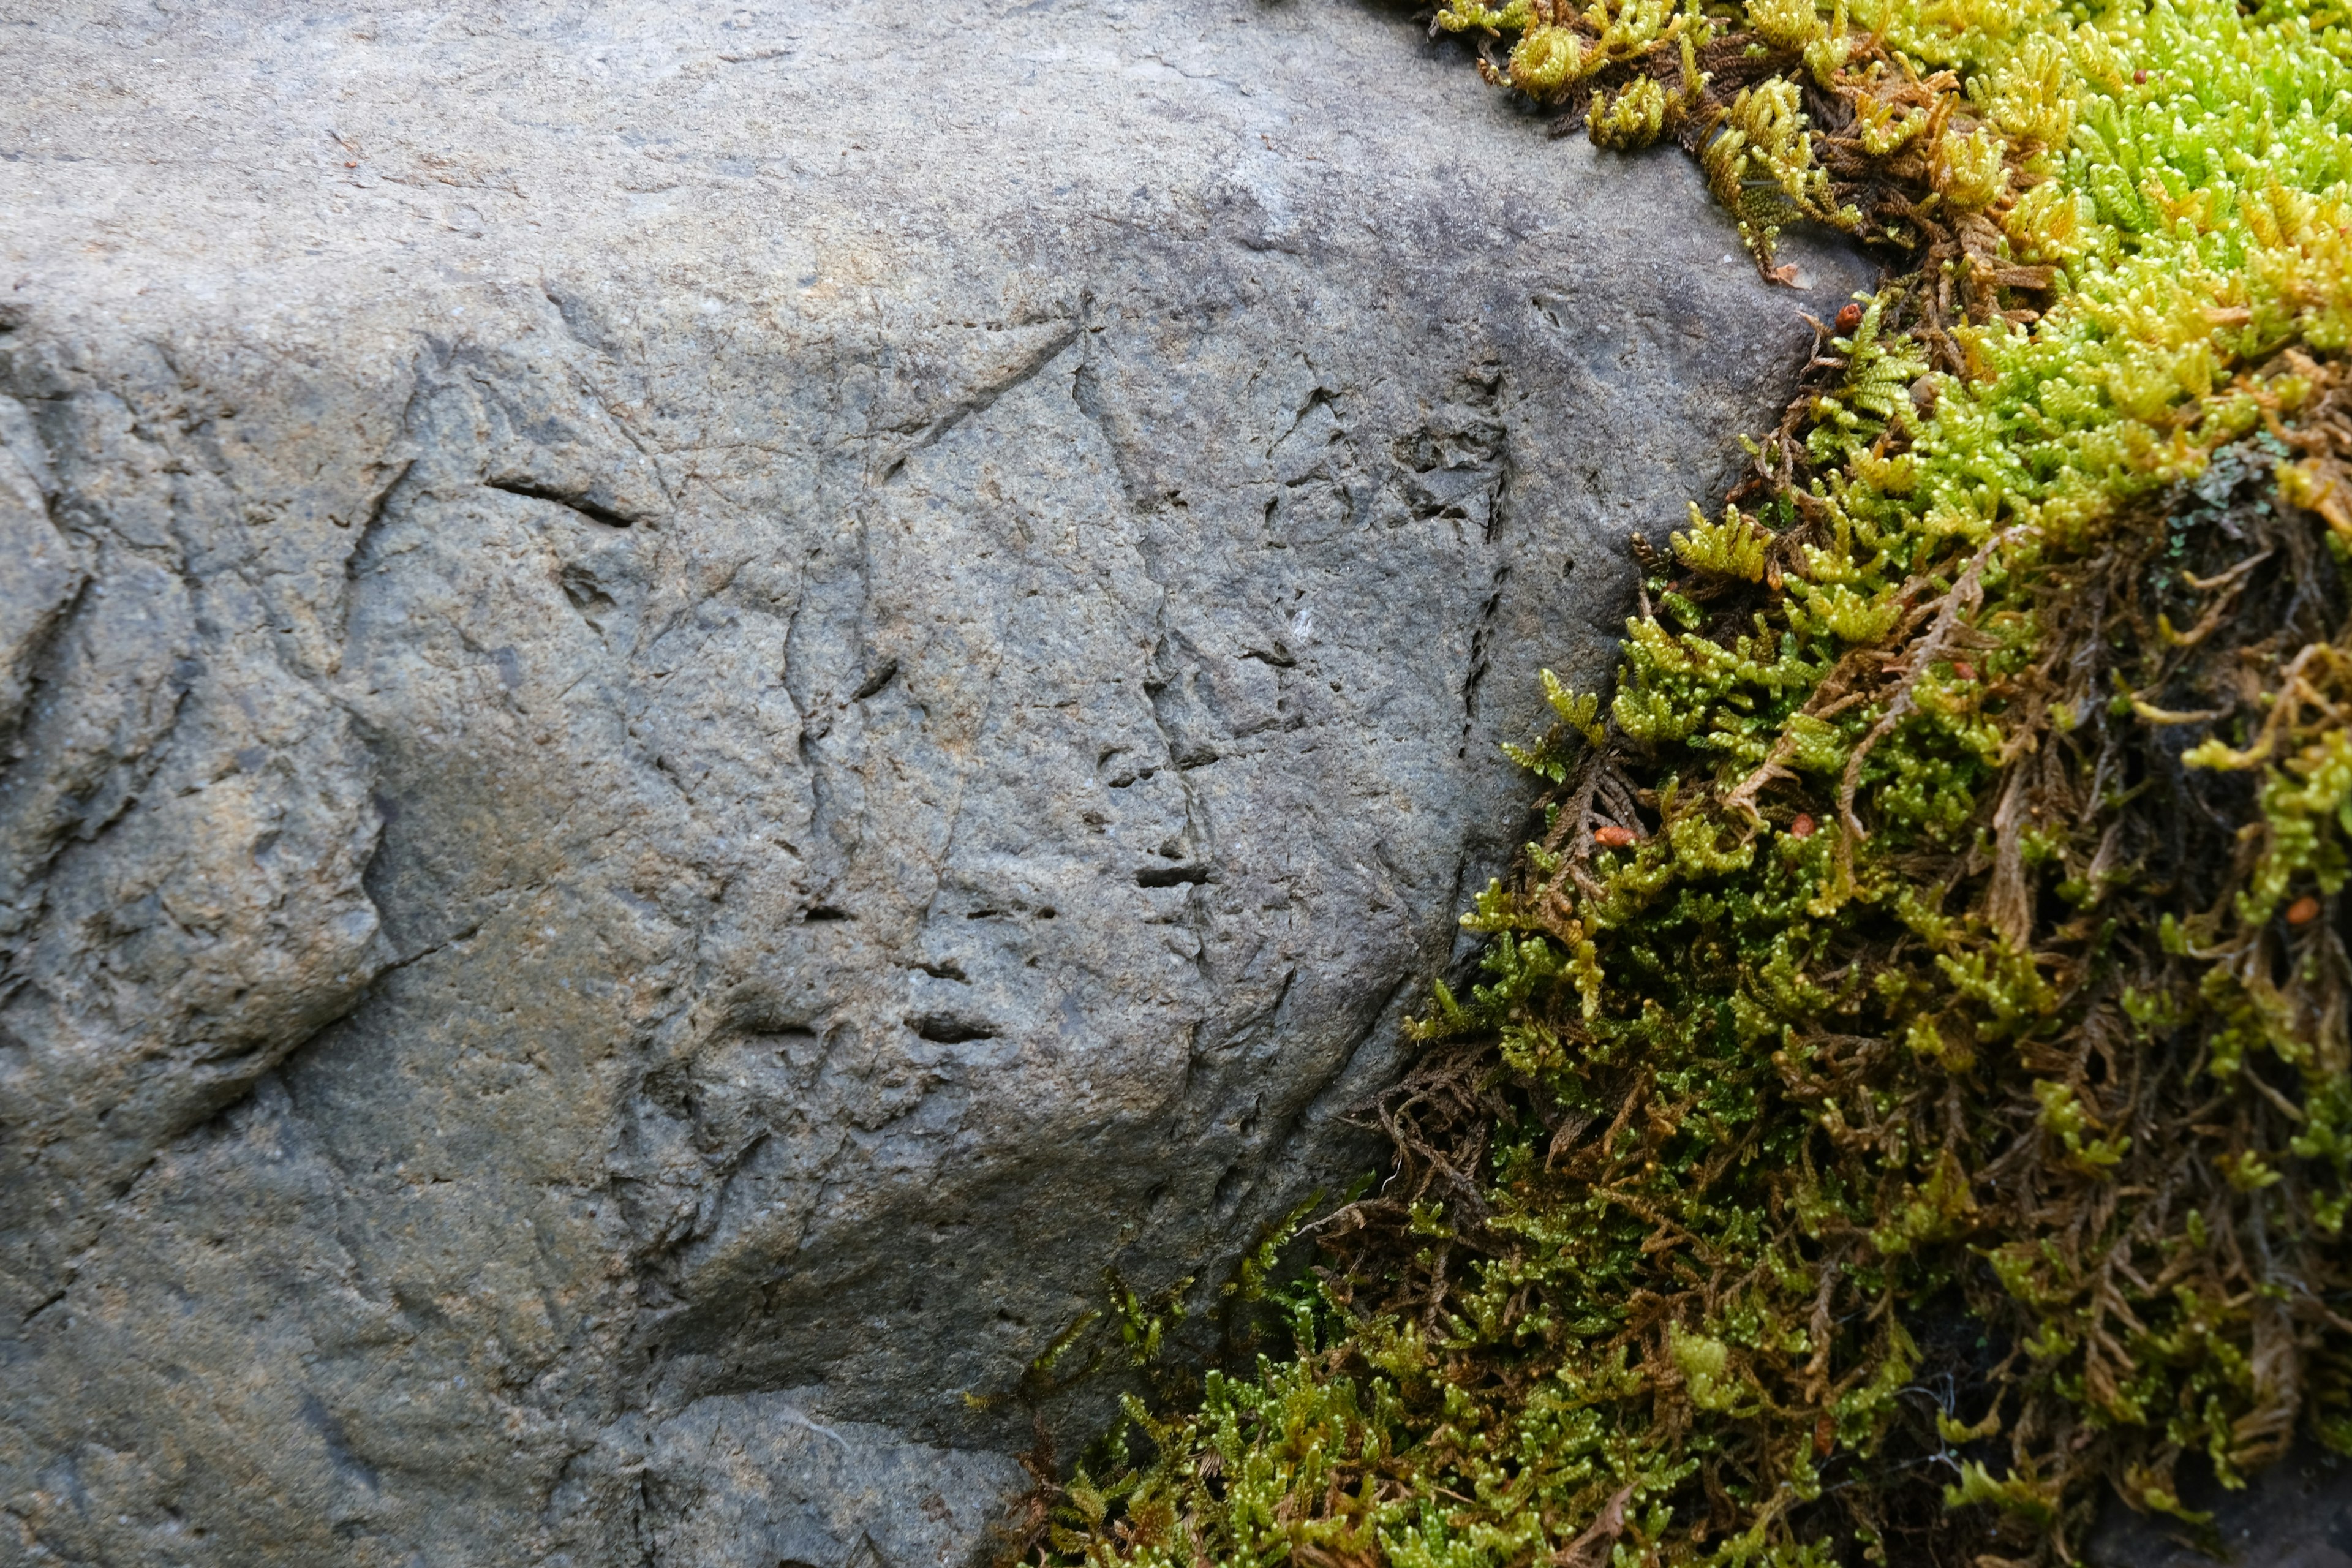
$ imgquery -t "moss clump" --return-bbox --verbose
[1033,0,2352,1563]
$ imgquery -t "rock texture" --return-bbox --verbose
[2090,1444,2352,1568]
[0,1,1869,1562]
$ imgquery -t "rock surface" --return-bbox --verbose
[2090,1444,2352,1568]
[0,1,1869,1562]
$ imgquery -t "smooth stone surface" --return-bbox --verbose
[0,0,1869,1561]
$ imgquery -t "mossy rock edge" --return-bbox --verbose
[1039,0,2352,1563]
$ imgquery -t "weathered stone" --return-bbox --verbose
[0,1,1869,1562]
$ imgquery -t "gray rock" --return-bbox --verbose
[0,0,1869,1562]
[2090,1444,2352,1568]
[643,1392,1025,1568]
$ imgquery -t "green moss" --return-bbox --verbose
[1036,0,2352,1563]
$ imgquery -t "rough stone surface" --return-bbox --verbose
[0,1,1870,1562]
[2090,1444,2352,1568]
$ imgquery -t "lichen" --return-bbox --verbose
[1032,0,2352,1563]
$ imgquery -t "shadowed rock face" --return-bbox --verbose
[0,0,1869,1562]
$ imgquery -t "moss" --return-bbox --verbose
[1035,0,2352,1563]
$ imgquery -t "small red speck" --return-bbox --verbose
[2287,894,2323,926]
[345,160,358,167]
[1790,813,1817,839]
[1594,824,1638,848]
[1815,1411,1836,1457]
[1953,660,1977,680]
[2133,69,2148,83]
[1835,303,1863,333]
